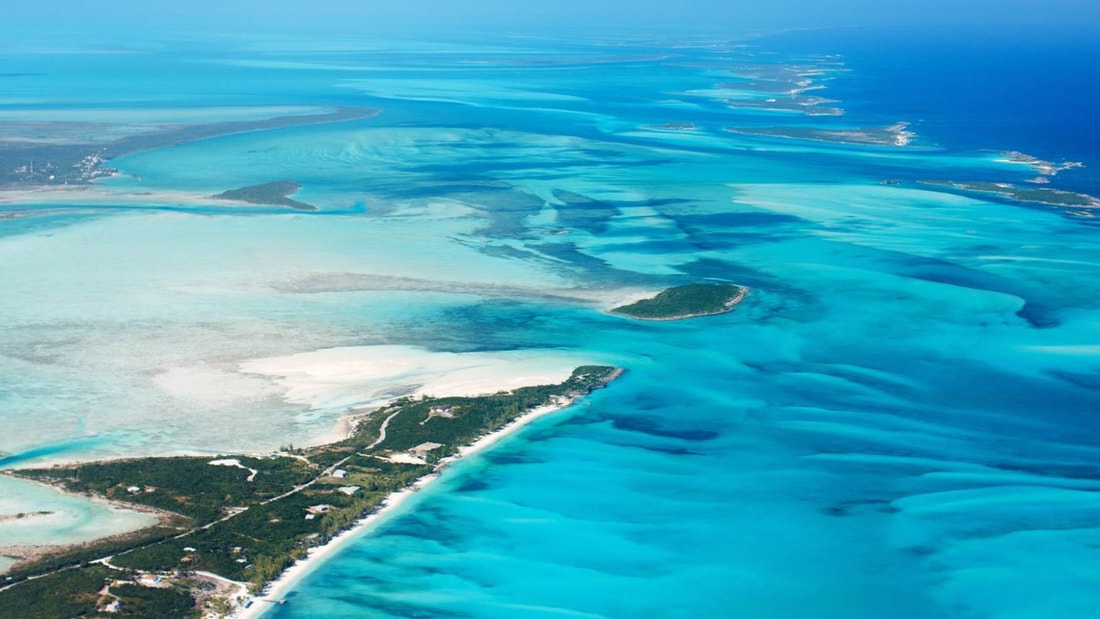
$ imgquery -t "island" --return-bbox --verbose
[213,180,317,211]
[918,180,1100,208]
[997,151,1082,177]
[726,122,914,147]
[0,366,622,618]
[714,59,847,117]
[641,122,698,131]
[724,96,843,117]
[611,283,747,321]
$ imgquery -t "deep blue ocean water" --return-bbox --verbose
[763,25,1100,192]
[2,23,1099,619]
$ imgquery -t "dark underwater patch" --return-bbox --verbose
[611,416,719,442]
[631,444,701,456]
[455,478,492,493]
[483,450,543,466]
[895,255,1060,328]
[677,211,803,229]
[551,189,620,234]
[373,509,459,548]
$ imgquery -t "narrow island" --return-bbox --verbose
[918,180,1100,209]
[0,366,622,618]
[726,122,914,147]
[641,122,698,131]
[724,96,843,117]
[611,283,747,321]
[997,151,1082,177]
[213,180,318,211]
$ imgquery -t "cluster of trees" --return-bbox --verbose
[19,456,316,523]
[371,365,619,457]
[214,180,317,211]
[0,566,198,618]
[2,526,179,585]
[612,283,743,319]
[101,459,429,588]
[0,566,111,617]
[109,583,197,618]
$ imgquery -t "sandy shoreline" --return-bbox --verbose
[231,396,586,618]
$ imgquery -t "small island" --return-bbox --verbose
[611,283,747,321]
[213,180,317,211]
[641,122,698,131]
[0,366,622,618]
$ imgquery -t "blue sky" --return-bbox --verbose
[6,0,1100,34]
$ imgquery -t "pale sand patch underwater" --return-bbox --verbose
[239,344,602,412]
[0,184,308,210]
[0,203,601,465]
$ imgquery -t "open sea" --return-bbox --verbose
[1,23,1099,618]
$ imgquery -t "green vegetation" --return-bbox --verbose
[0,366,621,617]
[1009,188,1095,206]
[19,456,316,522]
[103,460,427,585]
[0,566,111,618]
[213,180,318,211]
[1,526,181,583]
[360,366,620,459]
[612,283,746,320]
[919,180,1100,208]
[0,566,197,618]
[107,583,197,618]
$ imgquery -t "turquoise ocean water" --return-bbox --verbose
[2,25,1099,618]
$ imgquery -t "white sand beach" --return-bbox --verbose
[231,396,584,618]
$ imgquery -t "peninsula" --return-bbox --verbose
[0,366,622,618]
[611,283,747,321]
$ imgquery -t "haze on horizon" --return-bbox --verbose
[5,0,1100,37]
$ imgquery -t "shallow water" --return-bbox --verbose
[2,26,1099,618]
[0,475,156,548]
